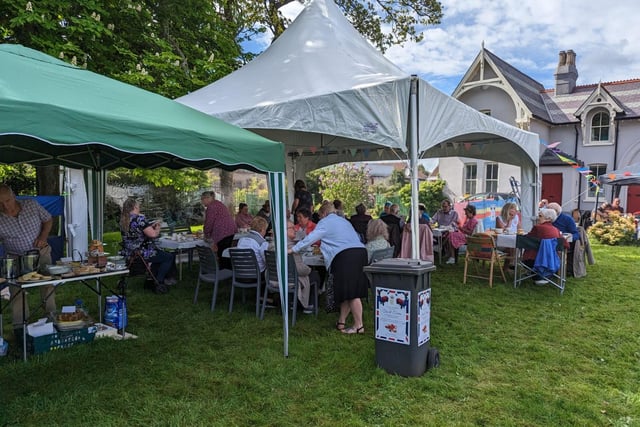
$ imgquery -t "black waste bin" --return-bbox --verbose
[364,258,439,377]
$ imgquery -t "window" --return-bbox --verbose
[590,111,610,143]
[464,163,477,195]
[587,164,607,198]
[485,163,499,193]
[480,109,491,116]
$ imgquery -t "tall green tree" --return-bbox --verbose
[398,178,446,215]
[310,163,371,215]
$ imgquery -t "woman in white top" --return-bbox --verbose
[496,202,519,233]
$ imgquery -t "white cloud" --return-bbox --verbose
[248,0,640,95]
[385,0,640,93]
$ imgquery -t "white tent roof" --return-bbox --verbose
[180,0,410,152]
[177,0,540,227]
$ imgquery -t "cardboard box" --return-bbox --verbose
[27,318,55,337]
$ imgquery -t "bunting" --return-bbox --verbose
[541,139,600,193]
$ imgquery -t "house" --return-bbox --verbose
[441,47,640,214]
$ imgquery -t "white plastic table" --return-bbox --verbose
[157,237,205,280]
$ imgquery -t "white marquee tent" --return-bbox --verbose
[178,0,541,241]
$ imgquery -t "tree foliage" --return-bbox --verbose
[0,164,37,194]
[257,0,443,52]
[398,178,446,215]
[107,167,210,193]
[309,163,371,215]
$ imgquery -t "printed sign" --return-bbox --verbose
[417,289,431,346]
[375,286,410,345]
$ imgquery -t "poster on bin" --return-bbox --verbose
[417,289,431,346]
[375,287,410,345]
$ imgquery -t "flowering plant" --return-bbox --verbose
[588,212,637,245]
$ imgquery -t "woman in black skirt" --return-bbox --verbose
[291,201,369,334]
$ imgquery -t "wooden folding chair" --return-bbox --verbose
[463,234,507,287]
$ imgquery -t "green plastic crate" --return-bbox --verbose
[28,326,97,355]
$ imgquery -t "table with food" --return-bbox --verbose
[1,261,130,361]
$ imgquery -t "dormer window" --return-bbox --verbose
[582,108,613,146]
[590,111,610,142]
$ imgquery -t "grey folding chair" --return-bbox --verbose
[264,251,299,326]
[370,246,395,264]
[228,248,262,317]
[513,236,567,294]
[194,245,233,312]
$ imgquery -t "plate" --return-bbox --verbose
[18,277,53,283]
[54,319,87,331]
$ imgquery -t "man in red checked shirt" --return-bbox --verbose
[201,191,237,268]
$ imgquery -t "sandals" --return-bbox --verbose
[342,326,365,335]
[335,322,345,331]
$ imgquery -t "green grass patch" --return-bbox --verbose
[1,242,639,425]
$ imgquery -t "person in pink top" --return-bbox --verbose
[235,202,253,229]
[201,191,237,268]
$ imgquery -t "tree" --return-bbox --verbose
[246,0,443,52]
[398,178,446,215]
[310,163,371,215]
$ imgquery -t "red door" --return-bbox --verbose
[541,173,563,204]
[627,185,640,214]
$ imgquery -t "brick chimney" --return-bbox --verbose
[555,50,578,95]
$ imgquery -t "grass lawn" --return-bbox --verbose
[1,242,639,426]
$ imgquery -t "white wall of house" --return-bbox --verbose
[439,156,521,201]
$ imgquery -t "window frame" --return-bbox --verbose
[464,163,477,196]
[584,109,613,146]
[586,163,607,201]
[485,163,499,193]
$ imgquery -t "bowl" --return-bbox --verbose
[494,228,503,234]
[47,265,71,275]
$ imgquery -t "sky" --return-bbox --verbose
[277,0,640,95]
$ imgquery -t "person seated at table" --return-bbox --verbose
[496,202,520,233]
[349,203,372,243]
[522,208,568,284]
[595,202,612,222]
[571,208,581,224]
[120,198,177,293]
[269,220,319,313]
[365,219,390,263]
[610,197,624,213]
[445,205,478,264]
[381,203,404,256]
[236,216,270,273]
[418,203,431,224]
[290,202,369,334]
[432,199,459,228]
[379,201,392,218]
[539,198,548,209]
[256,199,272,234]
[202,191,237,269]
[294,208,316,240]
[547,202,580,276]
[235,202,253,230]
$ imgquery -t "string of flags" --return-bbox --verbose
[543,140,600,193]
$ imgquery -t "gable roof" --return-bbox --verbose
[473,48,640,125]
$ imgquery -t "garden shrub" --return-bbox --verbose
[588,212,637,245]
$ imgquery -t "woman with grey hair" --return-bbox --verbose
[521,208,568,283]
[365,219,390,263]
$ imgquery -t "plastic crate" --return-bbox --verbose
[28,326,97,355]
